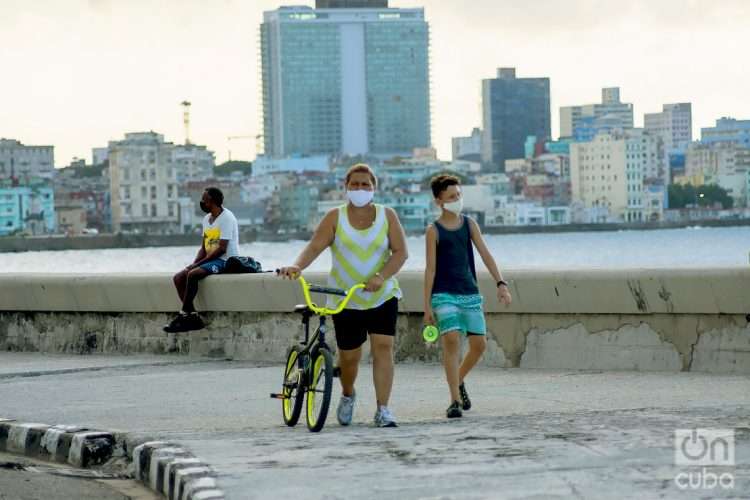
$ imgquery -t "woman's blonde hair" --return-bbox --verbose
[345,163,378,187]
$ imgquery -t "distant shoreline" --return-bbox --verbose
[1,218,749,253]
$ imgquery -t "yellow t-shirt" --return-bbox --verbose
[203,227,222,253]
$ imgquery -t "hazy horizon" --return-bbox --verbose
[1,0,748,167]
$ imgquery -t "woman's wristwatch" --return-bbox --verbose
[497,279,509,288]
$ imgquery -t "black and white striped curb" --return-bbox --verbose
[0,418,113,467]
[133,441,225,500]
[0,418,225,500]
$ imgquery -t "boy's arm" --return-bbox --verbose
[423,224,437,323]
[468,218,512,305]
[468,218,505,284]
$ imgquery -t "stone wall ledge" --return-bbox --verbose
[2,269,748,374]
[1,269,748,315]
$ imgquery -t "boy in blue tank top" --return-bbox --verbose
[424,175,513,418]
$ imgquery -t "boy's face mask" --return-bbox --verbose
[443,197,463,215]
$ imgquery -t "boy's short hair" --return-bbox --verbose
[205,187,224,206]
[430,174,460,198]
[345,163,378,187]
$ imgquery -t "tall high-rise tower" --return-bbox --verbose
[481,68,551,172]
[260,4,431,158]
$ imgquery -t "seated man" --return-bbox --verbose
[164,187,240,333]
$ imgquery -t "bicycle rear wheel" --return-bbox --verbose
[282,346,305,427]
[305,346,333,432]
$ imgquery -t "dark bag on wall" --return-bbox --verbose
[225,256,263,274]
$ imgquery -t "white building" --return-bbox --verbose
[475,173,512,196]
[644,103,692,154]
[546,206,571,225]
[534,153,570,178]
[682,142,750,208]
[177,197,198,233]
[244,174,282,203]
[108,132,181,233]
[560,87,634,139]
[460,185,493,214]
[443,159,481,177]
[484,196,565,226]
[716,171,748,208]
[514,202,546,225]
[504,154,569,179]
[643,184,666,222]
[625,128,668,184]
[0,139,54,179]
[685,142,750,179]
[504,158,531,175]
[252,155,329,177]
[451,128,482,161]
[570,129,665,223]
[172,144,215,182]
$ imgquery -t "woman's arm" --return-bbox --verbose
[365,207,408,291]
[279,209,337,278]
[423,224,437,324]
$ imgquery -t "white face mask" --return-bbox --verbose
[443,198,463,215]
[347,189,374,208]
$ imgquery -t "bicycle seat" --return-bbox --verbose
[294,304,312,315]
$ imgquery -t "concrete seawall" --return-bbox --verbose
[1,270,749,373]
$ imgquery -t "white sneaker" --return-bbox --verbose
[374,405,398,428]
[336,391,356,426]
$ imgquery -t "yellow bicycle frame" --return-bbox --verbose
[298,276,365,316]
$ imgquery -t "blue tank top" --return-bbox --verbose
[432,215,479,295]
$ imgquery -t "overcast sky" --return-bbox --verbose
[1,0,748,166]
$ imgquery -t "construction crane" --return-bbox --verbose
[181,101,192,145]
[227,134,263,161]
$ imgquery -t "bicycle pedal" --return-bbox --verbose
[270,393,288,400]
[333,366,341,378]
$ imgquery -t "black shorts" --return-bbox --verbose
[332,297,398,351]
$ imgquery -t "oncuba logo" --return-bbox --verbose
[674,429,735,490]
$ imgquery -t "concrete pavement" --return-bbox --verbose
[0,451,157,500]
[0,353,748,499]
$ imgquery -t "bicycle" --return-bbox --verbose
[270,276,364,432]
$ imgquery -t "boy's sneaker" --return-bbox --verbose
[337,391,356,426]
[374,406,398,427]
[459,382,471,411]
[163,313,190,333]
[446,401,463,419]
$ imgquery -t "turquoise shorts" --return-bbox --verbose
[431,293,486,336]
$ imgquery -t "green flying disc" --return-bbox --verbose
[422,325,439,343]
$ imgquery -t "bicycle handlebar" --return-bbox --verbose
[298,276,365,316]
[308,284,348,297]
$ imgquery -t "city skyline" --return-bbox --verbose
[1,0,748,166]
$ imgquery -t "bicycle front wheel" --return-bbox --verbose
[305,346,333,432]
[282,346,305,427]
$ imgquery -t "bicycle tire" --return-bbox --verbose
[282,346,305,427]
[305,346,333,432]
